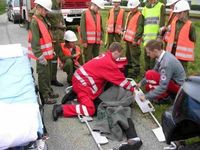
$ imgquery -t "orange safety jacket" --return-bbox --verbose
[163,12,178,42]
[85,9,101,44]
[107,8,124,34]
[123,11,142,45]
[60,43,81,67]
[28,15,54,60]
[166,20,195,61]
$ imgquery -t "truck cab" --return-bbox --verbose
[61,0,91,25]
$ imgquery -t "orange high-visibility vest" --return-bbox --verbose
[28,15,54,60]
[163,12,178,42]
[85,9,101,44]
[60,43,81,67]
[107,8,124,34]
[166,20,195,61]
[124,11,142,45]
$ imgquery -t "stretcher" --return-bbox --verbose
[127,78,166,142]
[0,44,46,150]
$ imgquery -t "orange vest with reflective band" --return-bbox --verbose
[28,15,54,60]
[163,12,178,42]
[166,20,195,61]
[124,11,142,45]
[60,43,81,67]
[85,9,101,44]
[107,8,124,34]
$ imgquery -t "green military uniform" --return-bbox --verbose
[142,1,165,70]
[106,7,125,48]
[80,9,103,63]
[125,11,144,78]
[46,0,65,82]
[58,44,81,84]
[30,12,53,99]
[171,20,196,72]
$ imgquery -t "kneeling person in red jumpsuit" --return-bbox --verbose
[138,40,186,104]
[53,42,136,119]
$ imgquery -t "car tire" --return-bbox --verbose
[13,16,17,24]
[8,15,11,21]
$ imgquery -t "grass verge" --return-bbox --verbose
[0,0,6,15]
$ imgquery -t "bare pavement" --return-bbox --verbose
[0,13,168,150]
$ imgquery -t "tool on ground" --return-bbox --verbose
[127,78,166,142]
[78,115,108,150]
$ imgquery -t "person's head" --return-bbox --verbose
[64,30,78,48]
[145,40,163,59]
[91,0,105,13]
[109,42,123,59]
[34,0,52,17]
[112,0,121,8]
[127,0,140,12]
[166,0,179,9]
[173,0,190,22]
[148,0,157,4]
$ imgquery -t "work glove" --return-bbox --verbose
[38,55,47,66]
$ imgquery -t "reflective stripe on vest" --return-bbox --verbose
[74,67,98,94]
[107,8,124,34]
[142,2,163,46]
[28,15,54,60]
[124,11,141,44]
[166,20,195,61]
[60,43,81,66]
[85,9,101,44]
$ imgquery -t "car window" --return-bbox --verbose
[14,0,20,7]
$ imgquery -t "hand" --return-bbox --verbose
[82,43,87,48]
[38,55,47,65]
[139,93,146,102]
[159,26,167,36]
[100,40,103,45]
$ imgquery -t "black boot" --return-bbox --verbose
[52,104,63,121]
[61,90,77,104]
[51,80,64,87]
[119,140,142,150]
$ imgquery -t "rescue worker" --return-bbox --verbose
[80,0,104,63]
[138,40,186,104]
[165,0,196,72]
[28,0,58,104]
[106,0,125,48]
[159,0,179,42]
[59,30,81,85]
[46,0,65,87]
[52,42,137,120]
[142,0,165,70]
[123,0,144,78]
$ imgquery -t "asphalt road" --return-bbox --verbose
[0,13,168,150]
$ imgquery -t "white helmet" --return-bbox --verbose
[127,0,140,8]
[91,0,105,9]
[173,0,190,12]
[34,0,52,12]
[112,0,121,3]
[64,30,78,42]
[166,0,179,6]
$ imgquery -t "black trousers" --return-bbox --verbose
[124,118,138,139]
